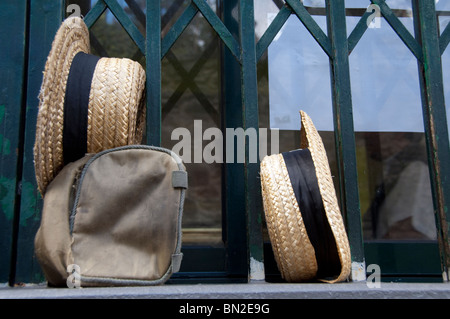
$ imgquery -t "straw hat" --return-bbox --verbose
[260,111,351,283]
[34,17,146,195]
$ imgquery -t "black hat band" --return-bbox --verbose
[282,149,341,279]
[63,52,100,165]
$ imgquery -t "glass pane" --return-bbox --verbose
[161,0,191,37]
[254,0,282,40]
[161,0,218,37]
[66,1,145,71]
[302,0,327,34]
[161,12,223,247]
[348,13,437,241]
[89,8,144,63]
[385,0,414,34]
[66,0,145,33]
[122,0,146,35]
[386,0,412,10]
[358,132,437,240]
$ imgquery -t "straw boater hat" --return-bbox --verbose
[34,17,146,195]
[260,111,351,283]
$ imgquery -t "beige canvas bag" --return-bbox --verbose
[34,145,187,287]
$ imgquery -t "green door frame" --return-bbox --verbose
[1,0,449,284]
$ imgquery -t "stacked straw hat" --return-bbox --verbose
[34,17,146,195]
[260,111,351,283]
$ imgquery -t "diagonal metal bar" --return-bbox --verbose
[371,0,423,62]
[124,0,146,27]
[162,0,186,31]
[272,0,284,10]
[163,39,220,126]
[84,0,107,28]
[285,0,332,57]
[256,4,292,61]
[161,3,199,59]
[103,0,145,53]
[440,20,450,55]
[90,33,109,57]
[193,0,241,63]
[347,9,373,55]
[347,6,417,54]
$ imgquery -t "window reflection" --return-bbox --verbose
[360,132,436,240]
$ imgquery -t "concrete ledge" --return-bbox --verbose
[1,282,450,299]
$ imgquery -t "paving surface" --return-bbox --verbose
[1,282,450,299]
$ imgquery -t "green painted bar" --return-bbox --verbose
[221,0,248,280]
[255,5,292,61]
[146,0,161,146]
[0,0,28,284]
[239,0,264,281]
[413,0,450,282]
[371,0,423,62]
[285,0,332,58]
[364,242,442,279]
[193,0,241,63]
[161,3,198,59]
[14,0,63,284]
[83,0,107,28]
[326,0,365,281]
[104,0,145,54]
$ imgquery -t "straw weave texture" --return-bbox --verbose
[34,17,146,195]
[260,111,351,283]
[34,17,90,195]
[87,57,146,154]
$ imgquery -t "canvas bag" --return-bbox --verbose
[34,145,187,287]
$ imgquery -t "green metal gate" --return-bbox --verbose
[1,0,449,285]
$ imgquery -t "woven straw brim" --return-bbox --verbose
[260,111,351,283]
[34,17,146,195]
[34,17,90,195]
[298,110,351,283]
